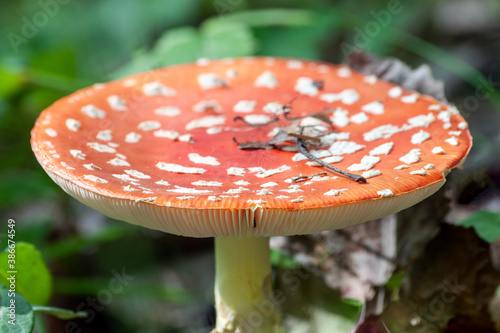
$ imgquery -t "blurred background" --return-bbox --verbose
[1,0,499,332]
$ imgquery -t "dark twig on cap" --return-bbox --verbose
[295,138,366,183]
[291,172,328,183]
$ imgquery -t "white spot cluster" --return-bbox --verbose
[45,128,57,137]
[388,86,403,98]
[113,174,138,182]
[193,99,222,113]
[84,175,108,183]
[107,95,127,110]
[401,93,419,104]
[337,67,351,77]
[362,170,381,179]
[287,60,303,69]
[329,108,350,127]
[432,147,445,155]
[255,71,278,88]
[255,165,291,178]
[306,156,343,166]
[407,113,435,127]
[138,121,161,131]
[320,132,350,145]
[364,75,377,84]
[167,186,212,194]
[320,89,359,105]
[156,162,207,174]
[143,82,176,96]
[377,189,394,197]
[256,189,272,195]
[410,169,428,176]
[445,137,459,146]
[97,130,112,141]
[198,73,227,89]
[125,169,151,179]
[261,182,278,187]
[369,142,393,156]
[350,112,369,124]
[399,149,421,164]
[362,101,384,115]
[185,115,225,130]
[347,156,380,172]
[329,141,365,155]
[179,134,193,142]
[247,199,268,204]
[155,106,181,117]
[154,130,179,140]
[280,185,303,193]
[70,149,86,159]
[411,130,431,144]
[81,104,106,118]
[233,100,256,113]
[292,150,331,162]
[263,102,284,115]
[108,158,130,166]
[192,180,222,187]
[294,77,319,96]
[188,153,220,166]
[244,114,271,125]
[66,119,81,131]
[84,163,101,170]
[125,132,142,143]
[225,167,245,176]
[87,142,116,153]
[324,188,348,196]
[363,124,401,141]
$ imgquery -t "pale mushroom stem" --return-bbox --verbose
[214,236,280,332]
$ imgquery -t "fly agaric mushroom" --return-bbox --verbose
[31,57,471,332]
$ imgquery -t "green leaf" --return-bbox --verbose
[32,305,87,320]
[386,270,405,291]
[0,242,52,305]
[201,20,256,59]
[0,284,34,333]
[459,210,500,243]
[150,27,201,65]
[112,17,257,78]
[270,249,301,269]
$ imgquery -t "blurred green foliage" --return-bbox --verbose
[460,210,500,243]
[0,0,499,332]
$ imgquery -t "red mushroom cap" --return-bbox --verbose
[31,57,472,237]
